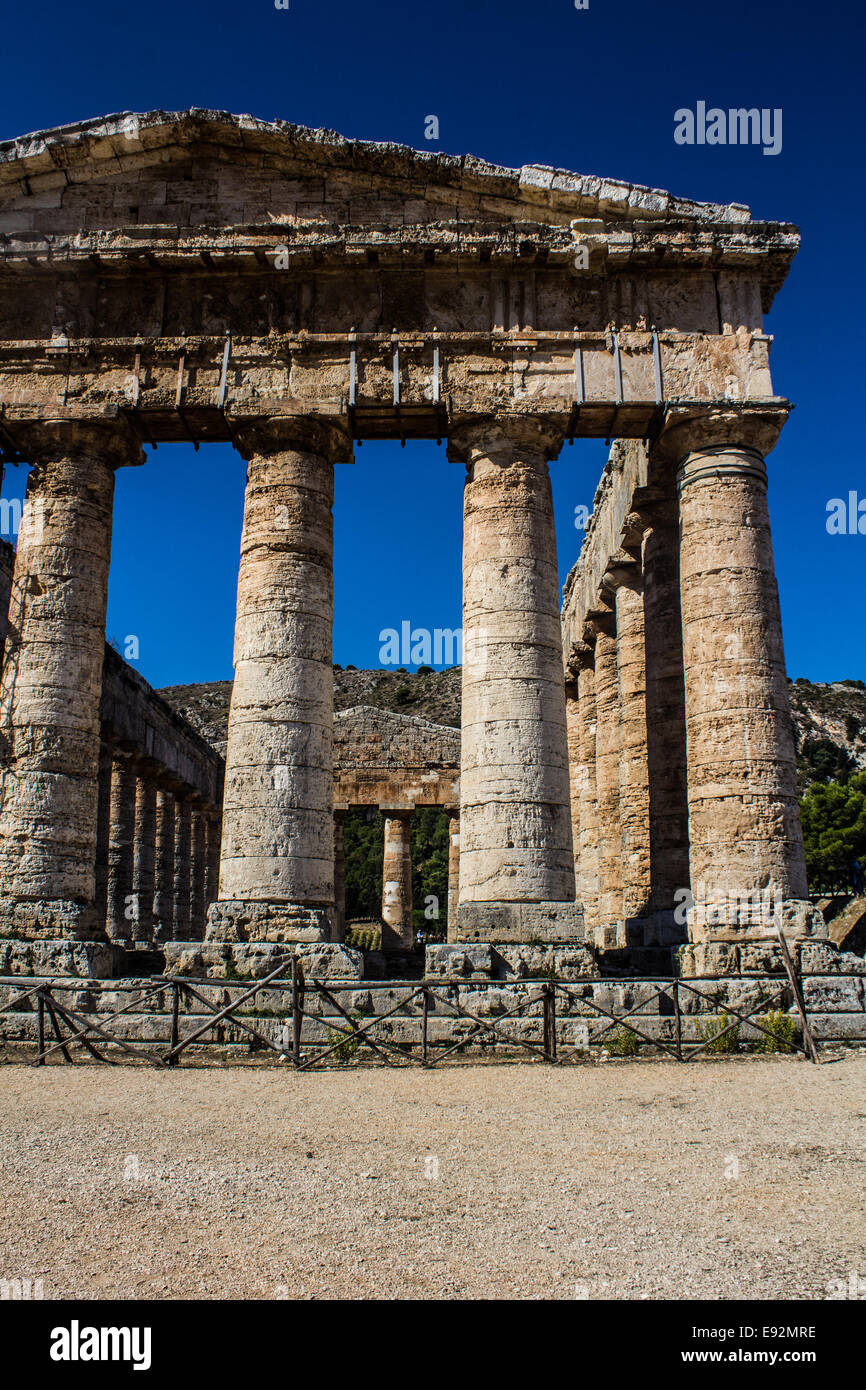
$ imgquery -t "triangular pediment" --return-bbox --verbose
[0,107,761,236]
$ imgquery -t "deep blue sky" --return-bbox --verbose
[1,0,863,687]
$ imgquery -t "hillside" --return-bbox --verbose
[157,669,866,793]
[158,666,461,760]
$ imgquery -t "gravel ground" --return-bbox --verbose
[1,1054,864,1301]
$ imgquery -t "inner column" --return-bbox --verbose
[381,810,413,953]
[207,419,352,948]
[448,418,578,943]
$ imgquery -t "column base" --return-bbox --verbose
[686,897,827,944]
[0,937,119,977]
[0,899,104,941]
[164,940,363,981]
[205,899,334,944]
[426,941,596,981]
[454,901,585,944]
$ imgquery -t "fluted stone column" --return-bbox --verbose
[0,421,142,958]
[564,677,582,901]
[204,810,221,910]
[607,564,652,940]
[208,419,352,947]
[153,788,175,941]
[446,809,460,943]
[173,795,192,938]
[132,771,157,942]
[382,811,413,952]
[189,800,207,940]
[575,644,600,940]
[448,418,578,943]
[333,810,346,943]
[593,621,623,948]
[94,736,115,929]
[107,755,138,943]
[642,495,690,941]
[660,408,823,945]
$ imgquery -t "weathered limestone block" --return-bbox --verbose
[203,898,332,944]
[211,418,351,942]
[381,811,413,952]
[660,408,824,942]
[449,418,576,933]
[455,900,584,942]
[0,421,142,943]
[800,941,866,976]
[425,940,594,980]
[164,939,364,981]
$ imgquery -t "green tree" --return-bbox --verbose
[410,807,450,943]
[800,737,855,785]
[800,771,866,888]
[343,808,385,920]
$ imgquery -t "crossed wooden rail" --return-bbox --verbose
[0,937,819,1067]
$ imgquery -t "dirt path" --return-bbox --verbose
[1,1054,863,1300]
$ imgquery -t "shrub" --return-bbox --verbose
[753,1009,799,1054]
[326,1013,362,1063]
[606,1026,639,1057]
[698,1013,740,1054]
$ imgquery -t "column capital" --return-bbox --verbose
[602,548,642,596]
[652,403,790,470]
[15,416,144,470]
[564,639,595,680]
[447,413,569,465]
[227,413,353,464]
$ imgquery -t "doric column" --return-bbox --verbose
[189,799,207,939]
[132,769,157,941]
[0,421,142,944]
[642,493,690,940]
[381,810,413,952]
[448,418,577,942]
[209,418,352,945]
[173,794,192,938]
[94,735,115,929]
[106,754,138,942]
[573,642,600,941]
[593,618,622,948]
[446,809,460,943]
[153,788,175,941]
[564,677,582,896]
[604,558,652,940]
[333,810,346,943]
[204,810,221,909]
[658,407,822,943]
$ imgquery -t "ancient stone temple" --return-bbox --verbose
[0,109,828,980]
